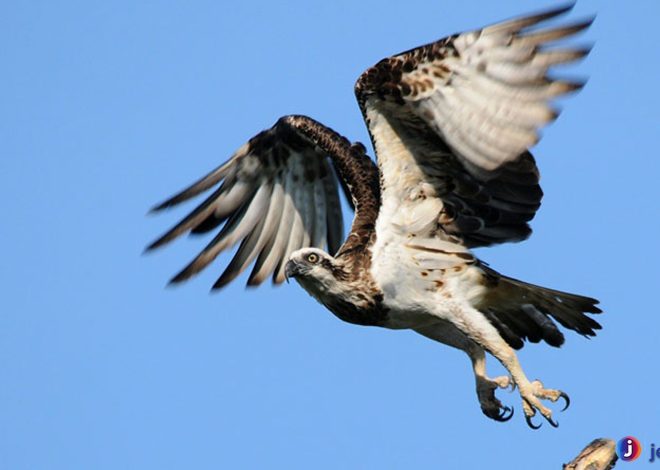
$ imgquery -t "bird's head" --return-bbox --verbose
[285,247,377,323]
[284,248,345,297]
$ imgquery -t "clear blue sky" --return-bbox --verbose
[1,1,658,468]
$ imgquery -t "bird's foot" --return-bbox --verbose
[520,379,570,429]
[477,375,515,422]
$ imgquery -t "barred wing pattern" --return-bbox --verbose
[356,4,592,246]
[146,117,346,288]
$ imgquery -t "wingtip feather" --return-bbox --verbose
[246,278,260,288]
[167,258,208,285]
[211,269,238,290]
[142,243,157,255]
[149,200,172,214]
[144,232,177,252]
[210,282,225,291]
[484,2,576,35]
[168,271,189,285]
[549,79,586,97]
[529,2,577,24]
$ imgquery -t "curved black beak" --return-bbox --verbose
[284,260,300,283]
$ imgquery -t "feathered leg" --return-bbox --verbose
[415,322,514,422]
[442,302,569,428]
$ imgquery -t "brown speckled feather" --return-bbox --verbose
[355,3,591,247]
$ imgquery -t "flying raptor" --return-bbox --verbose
[147,4,602,429]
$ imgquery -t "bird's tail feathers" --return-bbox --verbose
[479,267,602,350]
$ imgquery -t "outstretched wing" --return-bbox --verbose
[146,116,349,288]
[356,4,592,247]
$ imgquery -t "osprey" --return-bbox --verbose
[147,4,601,429]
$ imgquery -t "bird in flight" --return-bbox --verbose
[147,4,601,429]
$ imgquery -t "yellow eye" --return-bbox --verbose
[307,253,319,263]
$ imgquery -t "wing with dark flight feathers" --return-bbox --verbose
[146,115,359,289]
[356,3,592,247]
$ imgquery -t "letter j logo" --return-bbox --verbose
[616,436,642,462]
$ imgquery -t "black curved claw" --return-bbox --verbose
[525,414,542,430]
[546,415,559,428]
[559,391,570,412]
[487,405,514,422]
[482,404,514,422]
[499,406,514,422]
